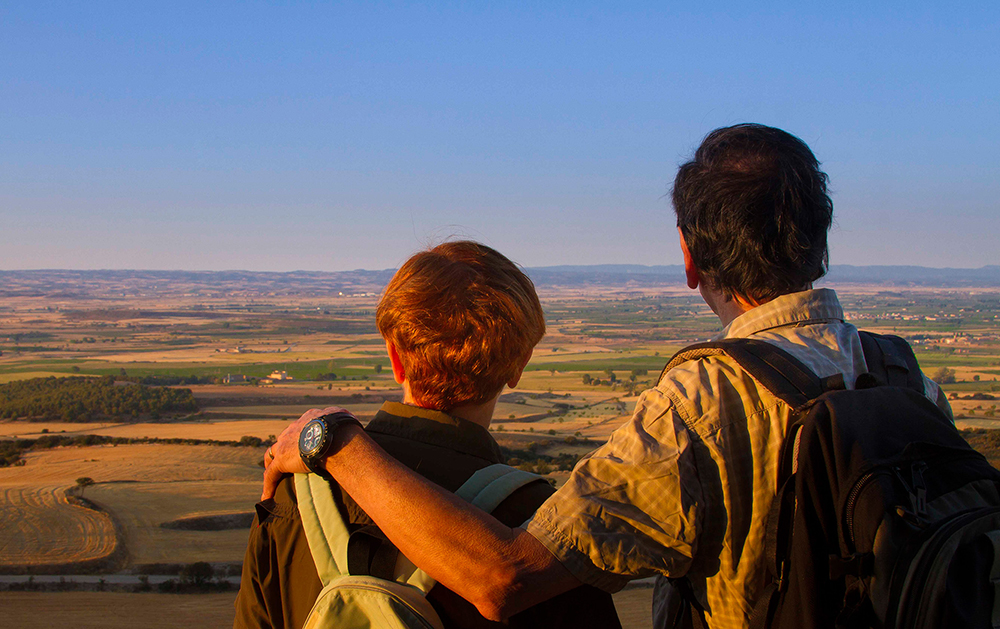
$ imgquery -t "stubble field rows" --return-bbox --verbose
[0,485,118,572]
[0,444,263,570]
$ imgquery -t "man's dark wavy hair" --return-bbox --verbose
[673,123,834,303]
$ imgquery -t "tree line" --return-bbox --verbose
[0,376,198,422]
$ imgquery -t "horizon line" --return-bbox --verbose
[2,263,1000,274]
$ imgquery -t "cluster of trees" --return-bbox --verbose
[932,367,957,384]
[582,367,650,385]
[0,376,198,422]
[502,443,583,475]
[581,367,650,395]
[581,373,608,386]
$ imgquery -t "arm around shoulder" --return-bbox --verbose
[323,425,581,620]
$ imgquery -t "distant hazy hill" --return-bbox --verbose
[524,264,686,285]
[524,264,1000,288]
[0,269,397,300]
[822,265,1000,286]
[2,265,1000,299]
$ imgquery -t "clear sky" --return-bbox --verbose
[2,2,997,272]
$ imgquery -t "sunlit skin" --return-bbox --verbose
[261,230,781,621]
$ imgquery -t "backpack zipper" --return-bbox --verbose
[844,469,879,549]
[844,453,980,551]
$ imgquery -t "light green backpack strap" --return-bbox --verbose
[393,464,545,591]
[295,473,350,585]
[458,464,545,513]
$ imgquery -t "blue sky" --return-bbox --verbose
[2,2,997,271]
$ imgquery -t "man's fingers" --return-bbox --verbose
[261,464,281,501]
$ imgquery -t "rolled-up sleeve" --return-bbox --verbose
[525,387,703,592]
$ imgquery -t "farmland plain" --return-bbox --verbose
[3,269,1000,627]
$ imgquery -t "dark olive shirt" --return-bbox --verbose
[234,402,621,629]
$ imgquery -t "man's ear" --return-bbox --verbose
[678,227,700,290]
[385,341,406,385]
[506,351,533,388]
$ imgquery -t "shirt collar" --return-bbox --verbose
[365,401,505,463]
[715,288,844,340]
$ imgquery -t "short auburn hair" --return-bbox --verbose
[376,241,545,411]
[673,123,834,303]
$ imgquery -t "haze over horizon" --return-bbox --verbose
[2,3,998,273]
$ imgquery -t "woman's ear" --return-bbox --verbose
[385,340,406,385]
[506,351,533,388]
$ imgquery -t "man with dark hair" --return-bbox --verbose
[261,125,950,628]
[236,240,620,628]
[672,123,834,303]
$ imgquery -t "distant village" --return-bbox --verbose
[222,370,292,384]
[215,346,294,354]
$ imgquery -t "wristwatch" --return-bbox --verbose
[298,411,362,478]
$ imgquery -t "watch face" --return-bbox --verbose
[300,419,326,455]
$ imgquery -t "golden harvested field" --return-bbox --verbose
[0,420,291,442]
[0,485,118,572]
[0,592,240,629]
[200,401,389,420]
[0,371,79,384]
[92,480,259,564]
[0,444,263,568]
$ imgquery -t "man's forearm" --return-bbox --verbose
[325,425,580,620]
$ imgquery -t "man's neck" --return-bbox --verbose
[701,284,813,328]
[701,285,759,327]
[401,383,498,430]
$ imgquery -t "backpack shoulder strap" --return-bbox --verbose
[295,472,350,586]
[298,465,546,595]
[456,463,547,512]
[857,331,925,394]
[661,338,826,409]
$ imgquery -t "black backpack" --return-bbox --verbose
[663,331,1000,629]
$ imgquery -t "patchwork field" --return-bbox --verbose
[4,272,1000,627]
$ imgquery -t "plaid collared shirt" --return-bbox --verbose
[525,289,950,629]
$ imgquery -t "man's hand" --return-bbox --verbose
[260,406,349,500]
